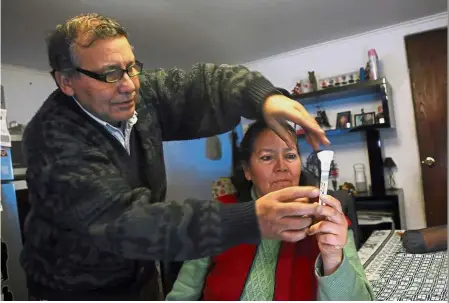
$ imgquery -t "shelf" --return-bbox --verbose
[297,123,391,138]
[290,76,395,197]
[291,78,388,106]
[355,188,403,200]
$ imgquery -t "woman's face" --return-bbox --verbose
[243,129,302,197]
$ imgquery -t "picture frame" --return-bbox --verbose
[336,111,352,129]
[354,111,376,127]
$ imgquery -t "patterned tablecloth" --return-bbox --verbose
[358,230,448,301]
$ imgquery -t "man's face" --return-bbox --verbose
[59,36,140,124]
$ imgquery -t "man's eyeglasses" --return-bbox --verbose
[76,60,143,83]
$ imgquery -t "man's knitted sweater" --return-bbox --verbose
[20,64,278,298]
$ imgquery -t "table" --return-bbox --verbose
[358,230,447,301]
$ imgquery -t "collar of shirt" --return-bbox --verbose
[72,96,138,134]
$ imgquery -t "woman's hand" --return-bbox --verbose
[308,195,348,275]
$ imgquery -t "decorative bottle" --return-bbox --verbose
[368,48,380,80]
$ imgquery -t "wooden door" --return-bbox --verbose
[405,27,447,227]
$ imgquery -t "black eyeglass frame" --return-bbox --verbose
[75,60,143,83]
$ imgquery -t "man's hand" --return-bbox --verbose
[308,195,348,275]
[262,94,330,150]
[255,186,320,242]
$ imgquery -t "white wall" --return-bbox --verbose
[1,64,239,203]
[1,65,57,124]
[244,13,447,229]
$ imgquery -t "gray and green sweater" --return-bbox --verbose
[20,64,280,299]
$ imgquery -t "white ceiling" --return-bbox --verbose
[2,0,447,71]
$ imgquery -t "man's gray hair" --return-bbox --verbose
[47,13,128,79]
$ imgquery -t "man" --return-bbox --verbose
[21,13,329,300]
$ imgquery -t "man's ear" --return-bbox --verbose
[243,164,252,181]
[54,71,75,96]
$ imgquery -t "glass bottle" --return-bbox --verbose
[353,163,367,192]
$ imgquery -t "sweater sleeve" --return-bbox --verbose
[165,257,211,301]
[26,136,260,261]
[315,230,375,301]
[139,63,279,141]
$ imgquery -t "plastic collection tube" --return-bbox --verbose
[317,150,334,205]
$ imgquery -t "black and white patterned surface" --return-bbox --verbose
[358,230,448,301]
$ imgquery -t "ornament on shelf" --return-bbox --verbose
[376,105,385,124]
[291,81,302,96]
[320,79,329,89]
[360,108,366,125]
[315,107,331,129]
[383,157,397,189]
[330,160,339,191]
[308,71,318,91]
[364,62,371,80]
[339,182,358,196]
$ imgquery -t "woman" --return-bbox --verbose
[166,121,374,301]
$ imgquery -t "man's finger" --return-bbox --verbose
[293,197,310,203]
[266,96,330,148]
[287,102,318,127]
[289,115,322,139]
[304,123,330,149]
[276,202,318,217]
[291,103,329,144]
[267,119,296,150]
[272,186,320,202]
[296,117,331,149]
[278,216,312,231]
[304,131,320,150]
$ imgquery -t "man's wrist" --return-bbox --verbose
[263,87,290,103]
[220,201,261,249]
[246,78,277,112]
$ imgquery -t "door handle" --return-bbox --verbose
[421,156,435,167]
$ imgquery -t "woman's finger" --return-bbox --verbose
[320,242,344,251]
[308,220,341,236]
[316,233,346,247]
[280,228,309,242]
[315,204,345,225]
[308,202,325,222]
[320,195,343,213]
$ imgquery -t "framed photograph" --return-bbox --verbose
[336,111,352,129]
[354,111,376,127]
